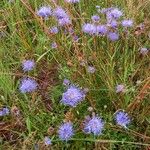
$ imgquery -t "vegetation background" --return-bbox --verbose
[0,0,150,149]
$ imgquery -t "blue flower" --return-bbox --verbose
[91,15,100,22]
[50,26,59,34]
[65,0,80,3]
[61,85,85,107]
[84,116,104,135]
[37,6,52,18]
[82,23,97,35]
[107,32,119,41]
[106,8,123,20]
[58,122,74,141]
[19,78,38,93]
[51,42,58,49]
[63,79,70,86]
[116,84,125,93]
[96,25,108,35]
[122,19,133,27]
[114,110,131,128]
[107,20,118,28]
[44,136,52,145]
[0,107,10,117]
[53,7,71,26]
[22,60,35,72]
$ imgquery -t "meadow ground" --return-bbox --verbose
[0,0,150,149]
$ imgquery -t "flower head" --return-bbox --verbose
[82,23,97,35]
[44,137,52,145]
[0,107,10,116]
[107,8,123,20]
[107,32,119,41]
[51,42,58,49]
[114,110,130,128]
[61,85,85,107]
[50,26,59,34]
[58,122,74,141]
[96,25,108,35]
[37,6,52,18]
[53,7,71,26]
[116,84,125,93]
[63,79,70,86]
[83,116,104,135]
[91,15,100,22]
[65,0,80,3]
[122,19,133,27]
[19,78,38,93]
[107,20,118,28]
[22,60,35,72]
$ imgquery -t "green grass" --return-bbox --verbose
[0,0,150,149]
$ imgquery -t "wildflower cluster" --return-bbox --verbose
[82,7,134,41]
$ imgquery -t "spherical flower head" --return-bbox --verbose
[63,79,70,86]
[91,15,100,22]
[87,66,96,74]
[140,47,149,55]
[58,17,71,26]
[107,32,119,41]
[122,19,133,27]
[0,107,10,116]
[37,6,52,18]
[84,116,104,135]
[107,8,123,19]
[116,84,125,93]
[82,23,97,35]
[51,42,57,49]
[44,136,52,145]
[96,25,108,35]
[58,122,74,141]
[61,85,86,107]
[107,20,118,28]
[22,60,35,72]
[19,78,38,93]
[115,110,130,128]
[53,7,68,19]
[65,0,80,3]
[50,26,59,34]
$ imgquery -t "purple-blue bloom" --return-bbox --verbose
[116,84,125,93]
[61,85,85,107]
[107,32,119,41]
[63,79,70,86]
[51,42,58,49]
[115,110,130,128]
[44,136,52,145]
[37,6,52,18]
[82,23,97,35]
[22,60,35,72]
[122,19,133,27]
[0,107,10,116]
[65,0,80,3]
[50,26,59,34]
[106,8,123,20]
[91,15,100,22]
[107,20,118,28]
[19,78,38,93]
[58,122,74,141]
[84,116,104,135]
[96,25,108,35]
[53,7,71,26]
